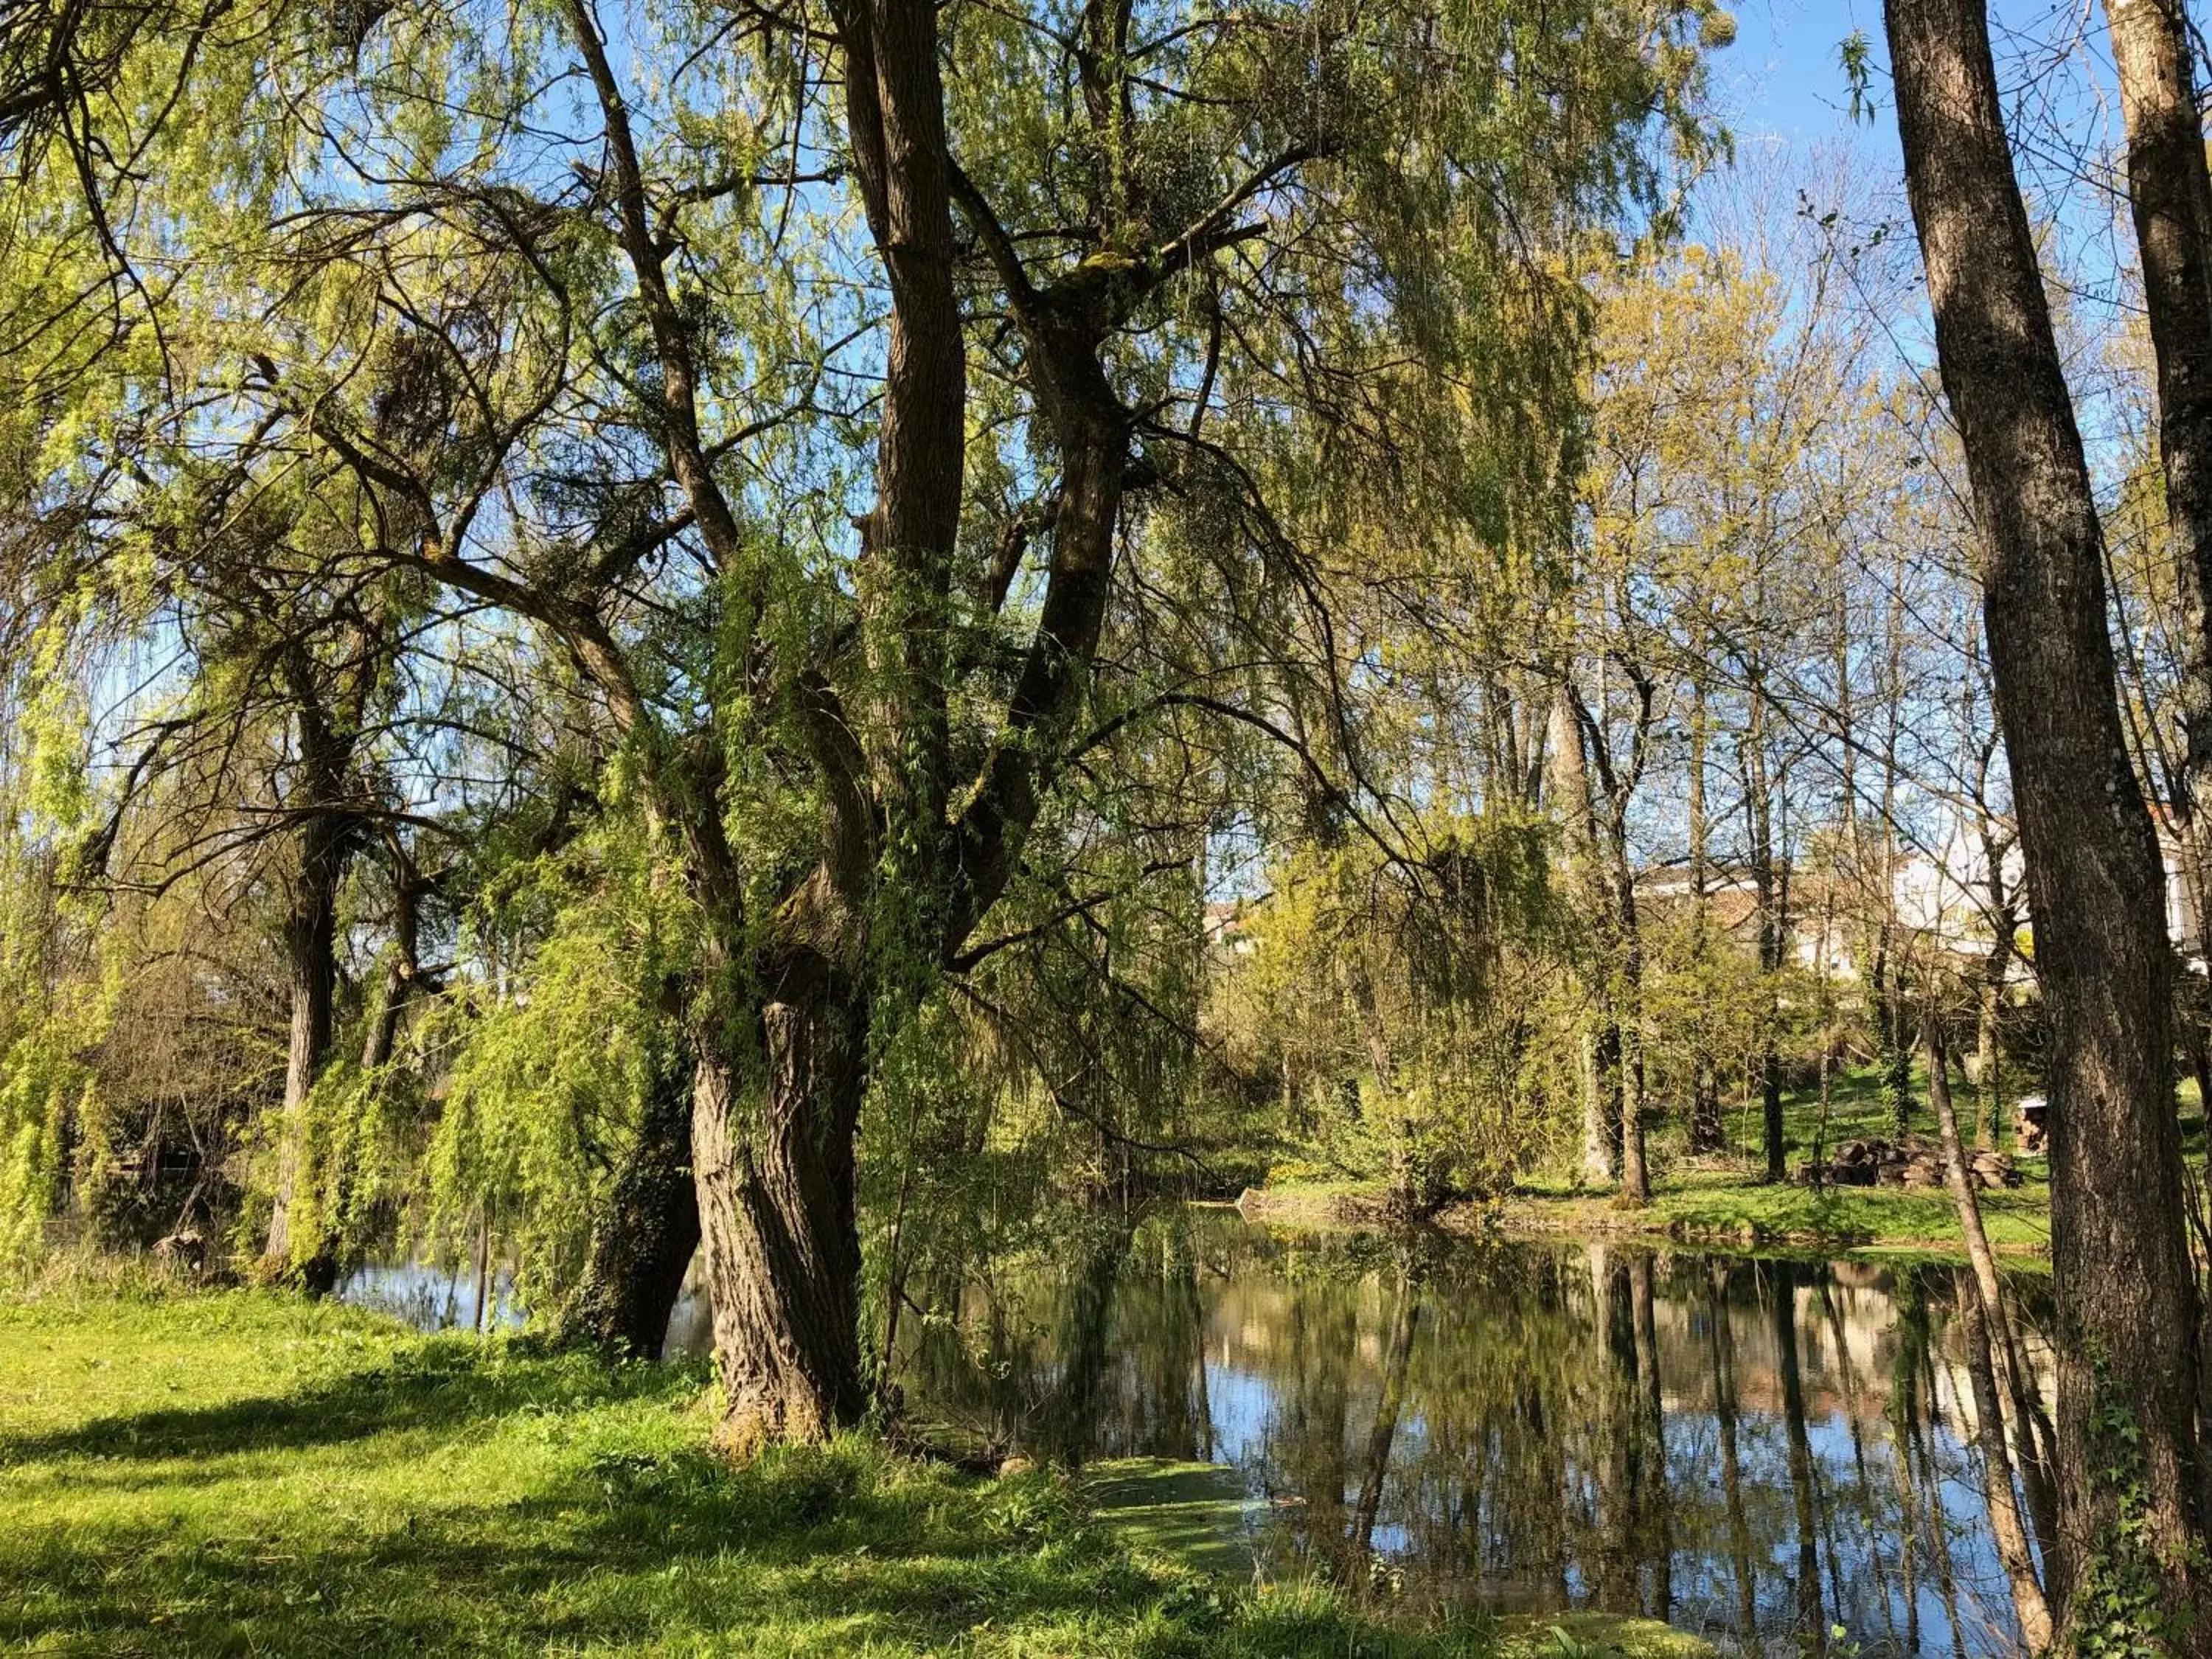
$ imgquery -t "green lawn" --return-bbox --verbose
[1622,1060,2059,1254]
[1251,1062,2085,1258]
[0,1286,1706,1657]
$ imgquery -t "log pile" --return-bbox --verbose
[1796,1135,2022,1192]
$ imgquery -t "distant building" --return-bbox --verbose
[1637,810,2205,983]
[1204,900,1257,956]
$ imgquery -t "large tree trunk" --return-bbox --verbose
[262,810,346,1278]
[691,985,869,1453]
[563,1048,702,1357]
[1886,0,2212,1631]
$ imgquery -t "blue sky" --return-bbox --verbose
[1719,0,1898,150]
[1705,0,2138,341]
[1712,0,2124,182]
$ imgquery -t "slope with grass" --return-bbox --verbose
[0,1287,1708,1657]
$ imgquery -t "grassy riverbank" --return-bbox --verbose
[0,1284,1708,1657]
[1245,1065,2066,1259]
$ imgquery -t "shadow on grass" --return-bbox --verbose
[0,1338,697,1470]
[0,1441,1219,1655]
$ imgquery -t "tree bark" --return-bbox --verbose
[262,807,347,1276]
[1613,863,1651,1204]
[1744,687,1787,1182]
[1551,683,1618,1186]
[1974,944,2006,1147]
[2103,0,2212,855]
[1927,1004,2058,1531]
[359,851,428,1072]
[563,1048,701,1357]
[1886,0,2212,1631]
[1927,1012,2052,1648]
[1687,675,1725,1152]
[691,984,869,1453]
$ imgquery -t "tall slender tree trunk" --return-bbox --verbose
[1630,1251,1671,1617]
[1771,1261,1826,1652]
[1705,1262,1759,1645]
[1975,941,2007,1148]
[1745,689,1787,1182]
[1927,1011,2052,1648]
[1688,677,1725,1152]
[1886,0,2212,1631]
[1551,683,1617,1186]
[1928,1006,2059,1529]
[1610,838,1651,1204]
[359,851,429,1072]
[1351,1264,1422,1564]
[1592,1250,1640,1613]
[2104,0,2212,855]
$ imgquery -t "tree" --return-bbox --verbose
[2102,0,2212,908]
[1885,0,2212,1634]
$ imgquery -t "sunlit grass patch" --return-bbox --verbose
[0,1290,1703,1656]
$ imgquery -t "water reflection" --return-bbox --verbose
[344,1211,2048,1655]
[892,1214,2051,1658]
[336,1259,526,1334]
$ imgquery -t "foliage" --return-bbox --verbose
[2066,1385,2202,1659]
[1208,815,1567,1204]
[400,818,690,1311]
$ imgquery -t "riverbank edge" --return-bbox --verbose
[1231,1180,2053,1262]
[0,1284,1720,1657]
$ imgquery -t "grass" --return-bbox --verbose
[1250,1062,2089,1259]
[0,1284,1710,1657]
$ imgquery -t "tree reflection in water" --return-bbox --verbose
[897,1210,2051,1657]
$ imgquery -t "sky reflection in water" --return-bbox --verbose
[355,1211,2047,1658]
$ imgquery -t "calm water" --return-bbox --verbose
[336,1259,526,1334]
[883,1213,2051,1658]
[353,1211,2052,1658]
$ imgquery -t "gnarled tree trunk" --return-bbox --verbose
[563,1048,702,1358]
[262,807,347,1279]
[692,982,869,1453]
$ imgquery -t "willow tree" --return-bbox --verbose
[13,0,1719,1447]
